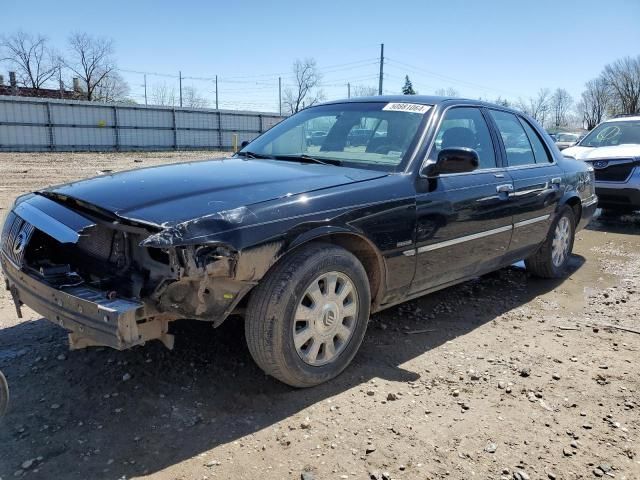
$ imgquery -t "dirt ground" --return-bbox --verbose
[0,152,638,480]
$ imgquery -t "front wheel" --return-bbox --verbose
[245,242,371,387]
[525,206,576,278]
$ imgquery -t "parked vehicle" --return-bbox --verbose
[1,96,597,387]
[563,115,640,213]
[554,132,582,150]
[306,130,328,146]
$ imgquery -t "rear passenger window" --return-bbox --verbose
[489,110,535,166]
[519,118,552,163]
[432,107,496,169]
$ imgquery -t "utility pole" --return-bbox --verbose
[144,74,147,106]
[215,75,219,110]
[378,43,384,95]
[179,71,182,107]
[278,76,282,116]
[348,83,351,99]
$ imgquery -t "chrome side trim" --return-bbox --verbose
[402,249,416,257]
[416,224,512,253]
[514,214,550,228]
[582,195,598,208]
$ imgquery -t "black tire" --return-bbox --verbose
[245,242,371,387]
[525,206,576,278]
[0,371,8,418]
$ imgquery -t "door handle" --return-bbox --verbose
[496,184,514,193]
[551,177,562,185]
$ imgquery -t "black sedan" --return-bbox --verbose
[1,96,597,387]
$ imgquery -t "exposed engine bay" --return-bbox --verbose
[2,193,260,351]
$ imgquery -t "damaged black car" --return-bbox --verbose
[1,96,597,387]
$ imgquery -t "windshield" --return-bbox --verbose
[240,102,430,171]
[580,120,640,147]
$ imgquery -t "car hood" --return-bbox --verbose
[40,158,387,227]
[562,144,640,160]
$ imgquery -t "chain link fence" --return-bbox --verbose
[0,96,285,152]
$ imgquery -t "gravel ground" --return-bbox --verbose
[0,152,638,480]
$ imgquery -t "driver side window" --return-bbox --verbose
[432,107,497,169]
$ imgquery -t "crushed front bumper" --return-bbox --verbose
[1,254,162,350]
[1,196,174,350]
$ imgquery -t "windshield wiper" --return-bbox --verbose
[235,151,272,159]
[273,154,341,166]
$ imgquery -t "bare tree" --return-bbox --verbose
[150,82,177,106]
[434,87,460,97]
[351,85,377,97]
[493,97,511,107]
[517,88,551,127]
[182,86,209,108]
[577,78,611,130]
[550,88,573,127]
[92,71,130,103]
[282,58,323,114]
[602,55,640,114]
[0,31,58,89]
[65,33,115,101]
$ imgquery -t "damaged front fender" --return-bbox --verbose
[140,206,256,249]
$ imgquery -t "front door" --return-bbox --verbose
[410,106,514,295]
[487,110,563,262]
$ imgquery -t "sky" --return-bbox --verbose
[2,0,639,112]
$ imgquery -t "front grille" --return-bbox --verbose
[593,160,636,182]
[1,211,35,267]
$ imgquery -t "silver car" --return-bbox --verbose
[563,116,640,213]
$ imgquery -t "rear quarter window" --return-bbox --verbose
[489,110,535,167]
[518,118,553,164]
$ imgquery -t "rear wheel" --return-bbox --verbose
[525,206,576,278]
[0,371,8,418]
[245,242,371,387]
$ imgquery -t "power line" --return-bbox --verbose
[386,58,522,97]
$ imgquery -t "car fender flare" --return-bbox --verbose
[285,225,388,308]
[556,189,583,222]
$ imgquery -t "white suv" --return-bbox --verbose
[563,115,640,213]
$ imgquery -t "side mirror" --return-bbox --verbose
[240,140,250,149]
[422,147,479,177]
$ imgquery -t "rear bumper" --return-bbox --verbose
[595,186,640,209]
[2,252,157,350]
[578,194,598,231]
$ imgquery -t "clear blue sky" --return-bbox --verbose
[3,0,639,112]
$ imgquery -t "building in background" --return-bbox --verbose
[0,71,86,100]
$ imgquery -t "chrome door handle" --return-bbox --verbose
[496,184,514,193]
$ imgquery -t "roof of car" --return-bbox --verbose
[322,95,461,106]
[320,95,521,113]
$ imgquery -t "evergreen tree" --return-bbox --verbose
[402,75,416,95]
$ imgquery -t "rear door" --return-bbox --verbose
[410,106,514,295]
[487,110,563,261]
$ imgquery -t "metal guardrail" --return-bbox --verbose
[0,96,285,152]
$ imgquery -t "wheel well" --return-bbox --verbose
[565,196,582,223]
[307,233,384,306]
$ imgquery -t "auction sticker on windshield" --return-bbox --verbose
[382,103,431,114]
